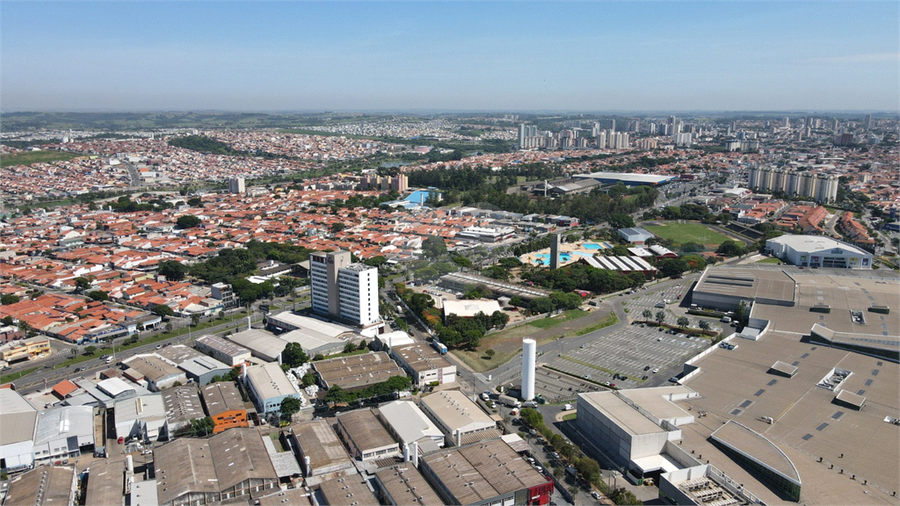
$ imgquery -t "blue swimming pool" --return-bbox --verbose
[582,243,604,250]
[533,253,572,266]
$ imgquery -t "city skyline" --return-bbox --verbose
[2,1,898,113]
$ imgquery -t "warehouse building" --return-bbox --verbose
[195,334,252,367]
[419,438,553,506]
[374,464,444,506]
[114,394,167,441]
[242,362,300,417]
[439,272,550,302]
[390,342,456,388]
[122,355,187,391]
[765,234,873,269]
[335,408,400,462]
[377,400,445,451]
[200,382,249,434]
[226,328,290,363]
[574,171,676,186]
[313,352,405,391]
[154,428,279,506]
[288,419,355,479]
[618,227,655,244]
[316,475,379,506]
[0,389,38,472]
[5,466,77,506]
[162,385,205,437]
[32,405,95,464]
[419,390,499,446]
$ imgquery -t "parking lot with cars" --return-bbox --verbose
[550,323,710,388]
[533,366,601,403]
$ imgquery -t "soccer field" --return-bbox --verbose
[643,222,730,246]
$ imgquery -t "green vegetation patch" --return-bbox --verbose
[574,313,619,336]
[1,150,81,169]
[756,257,783,264]
[562,412,577,421]
[644,222,730,247]
[0,367,37,385]
[528,310,588,329]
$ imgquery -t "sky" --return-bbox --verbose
[1,1,898,113]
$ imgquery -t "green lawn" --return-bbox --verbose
[0,367,37,385]
[574,313,619,336]
[644,222,730,247]
[562,412,577,421]
[528,310,588,329]
[1,150,82,169]
[756,257,783,264]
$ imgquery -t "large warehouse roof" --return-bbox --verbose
[574,171,676,185]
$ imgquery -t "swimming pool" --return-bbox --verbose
[533,253,572,266]
[582,243,603,250]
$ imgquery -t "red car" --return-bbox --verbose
[117,436,124,444]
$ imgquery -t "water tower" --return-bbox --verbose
[522,338,536,401]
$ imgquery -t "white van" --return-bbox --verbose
[721,316,732,323]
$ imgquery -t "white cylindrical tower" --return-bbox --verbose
[522,338,536,401]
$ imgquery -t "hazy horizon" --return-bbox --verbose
[3,1,898,113]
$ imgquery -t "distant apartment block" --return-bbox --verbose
[748,167,838,203]
[228,176,245,194]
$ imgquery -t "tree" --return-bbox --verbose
[324,385,348,404]
[422,235,448,259]
[158,260,188,281]
[699,320,710,330]
[485,349,496,360]
[357,339,367,351]
[529,297,554,315]
[175,214,202,229]
[655,311,666,324]
[153,304,174,318]
[84,345,97,356]
[1,316,13,326]
[716,240,745,257]
[190,314,201,327]
[330,222,346,234]
[451,255,473,268]
[490,310,509,329]
[73,277,92,293]
[658,258,689,278]
[575,456,602,483]
[301,371,318,387]
[343,342,356,354]
[282,342,308,368]
[0,294,20,305]
[187,196,203,207]
[280,397,301,421]
[87,290,109,301]
[642,309,652,320]
[677,316,689,329]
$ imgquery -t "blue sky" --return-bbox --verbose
[2,1,897,112]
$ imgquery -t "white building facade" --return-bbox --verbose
[310,251,380,327]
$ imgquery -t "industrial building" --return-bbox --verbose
[659,267,900,505]
[226,328,289,363]
[200,381,249,434]
[573,171,676,186]
[374,464,444,506]
[310,250,381,328]
[579,255,656,274]
[265,311,359,356]
[288,419,355,478]
[5,465,77,506]
[617,227,654,244]
[439,272,550,302]
[0,389,37,472]
[195,334,252,366]
[765,234,873,269]
[154,428,279,506]
[441,299,502,321]
[390,342,456,388]
[418,438,553,506]
[574,387,699,480]
[156,345,233,385]
[335,408,401,462]
[32,405,95,464]
[122,355,187,391]
[313,351,405,391]
[419,390,499,446]
[242,362,300,417]
[316,476,379,506]
[377,400,445,451]
[114,394,167,441]
[162,385,205,436]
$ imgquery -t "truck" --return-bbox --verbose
[499,394,521,408]
[431,340,448,355]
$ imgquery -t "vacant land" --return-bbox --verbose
[452,307,617,372]
[1,150,81,169]
[644,222,730,247]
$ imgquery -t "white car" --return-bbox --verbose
[652,368,659,373]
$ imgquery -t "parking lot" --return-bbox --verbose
[534,366,600,403]
[625,283,693,326]
[549,323,710,388]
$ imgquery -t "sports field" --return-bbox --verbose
[1,150,82,169]
[643,222,730,247]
